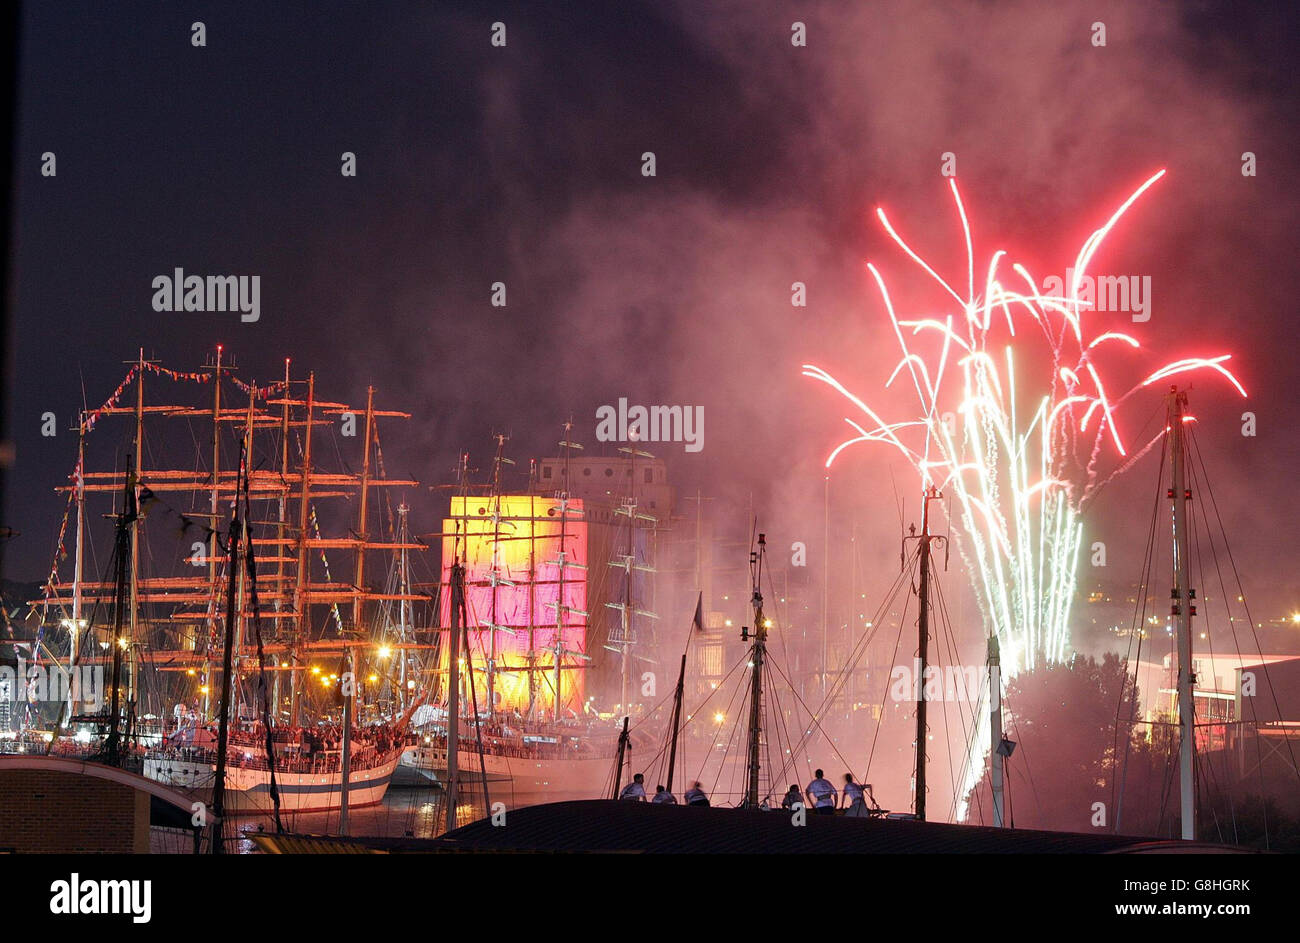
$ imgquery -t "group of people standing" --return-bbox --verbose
[618,773,710,806]
[783,769,872,816]
[618,767,871,815]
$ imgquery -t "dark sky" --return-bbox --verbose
[6,1,1300,638]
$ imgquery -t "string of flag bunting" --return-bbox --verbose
[39,355,292,621]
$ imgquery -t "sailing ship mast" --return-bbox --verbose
[340,386,377,835]
[396,502,412,712]
[607,443,657,715]
[544,419,588,720]
[103,455,137,767]
[36,350,423,746]
[209,443,245,854]
[445,558,464,832]
[63,417,87,729]
[485,433,514,716]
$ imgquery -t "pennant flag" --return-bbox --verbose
[692,591,704,632]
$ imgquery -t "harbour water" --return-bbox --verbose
[148,785,580,853]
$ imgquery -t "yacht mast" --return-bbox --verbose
[989,633,1005,827]
[743,533,768,808]
[903,485,943,821]
[1167,387,1197,840]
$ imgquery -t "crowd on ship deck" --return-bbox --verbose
[153,707,410,773]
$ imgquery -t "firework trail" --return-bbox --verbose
[804,170,1246,819]
[804,169,1244,676]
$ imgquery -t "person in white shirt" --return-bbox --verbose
[781,784,803,810]
[841,774,868,816]
[805,769,838,815]
[652,785,677,804]
[619,773,647,801]
[684,781,710,806]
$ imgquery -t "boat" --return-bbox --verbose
[395,427,655,804]
[22,349,430,821]
[395,714,616,794]
[143,722,408,813]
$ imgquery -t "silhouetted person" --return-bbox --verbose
[841,773,867,816]
[782,784,803,810]
[619,772,647,801]
[684,781,709,806]
[652,784,677,804]
[805,769,837,815]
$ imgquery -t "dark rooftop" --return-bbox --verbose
[252,800,1258,854]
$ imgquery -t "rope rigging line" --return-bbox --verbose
[1110,437,1164,830]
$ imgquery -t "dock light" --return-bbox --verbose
[378,645,392,658]
[311,666,321,675]
[1291,613,1300,624]
[368,674,378,683]
[117,637,129,650]
[713,712,725,725]
[763,619,773,629]
[187,669,197,676]
[199,685,209,695]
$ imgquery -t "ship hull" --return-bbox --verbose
[143,750,402,814]
[395,744,608,799]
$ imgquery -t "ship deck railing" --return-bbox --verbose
[146,744,400,775]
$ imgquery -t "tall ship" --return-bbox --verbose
[16,349,427,816]
[395,426,663,801]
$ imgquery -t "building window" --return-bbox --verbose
[605,467,613,477]
[701,644,723,676]
[644,468,653,483]
[583,467,592,477]
[543,466,552,479]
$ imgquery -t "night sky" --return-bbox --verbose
[6,1,1299,638]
